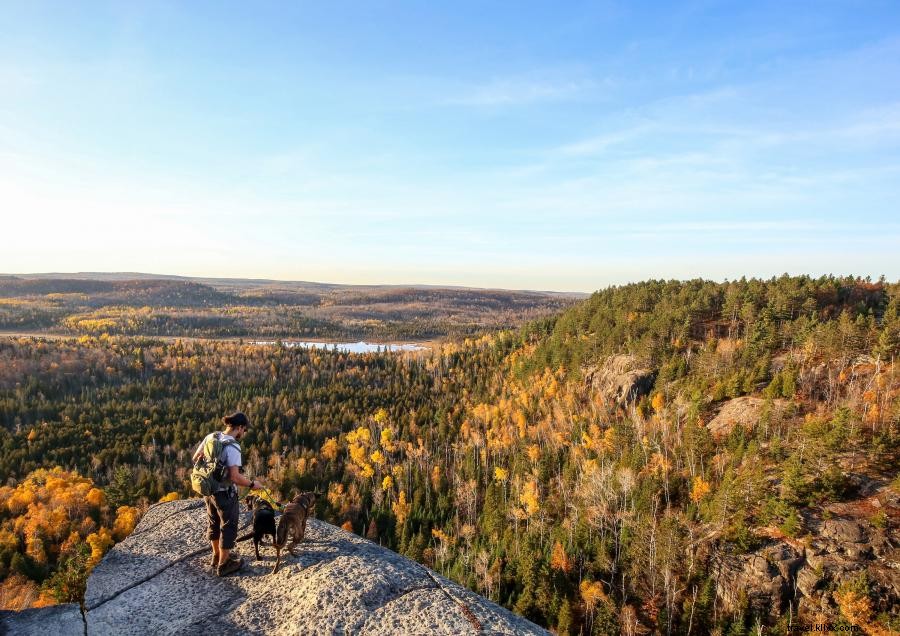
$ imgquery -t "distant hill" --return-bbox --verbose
[0,278,233,306]
[0,272,585,340]
[8,272,586,296]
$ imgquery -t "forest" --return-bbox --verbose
[0,275,897,635]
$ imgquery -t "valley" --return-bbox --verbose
[0,275,897,635]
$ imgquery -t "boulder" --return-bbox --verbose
[79,499,545,635]
[821,518,866,544]
[706,397,788,438]
[583,355,656,406]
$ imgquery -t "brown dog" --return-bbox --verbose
[271,491,316,574]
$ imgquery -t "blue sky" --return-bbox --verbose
[1,1,898,292]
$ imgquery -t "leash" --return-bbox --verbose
[250,485,284,512]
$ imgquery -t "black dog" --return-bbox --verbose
[237,494,278,560]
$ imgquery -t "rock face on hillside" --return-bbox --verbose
[1,499,547,635]
[706,396,789,438]
[712,542,803,620]
[583,355,656,406]
[713,484,900,622]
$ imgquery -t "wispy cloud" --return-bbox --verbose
[557,124,652,156]
[832,102,900,142]
[449,70,608,106]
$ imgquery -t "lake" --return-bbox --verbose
[252,340,428,353]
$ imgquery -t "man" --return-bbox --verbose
[192,411,265,576]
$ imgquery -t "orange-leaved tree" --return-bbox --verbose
[0,467,138,610]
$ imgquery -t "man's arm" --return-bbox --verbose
[191,438,206,463]
[227,465,262,489]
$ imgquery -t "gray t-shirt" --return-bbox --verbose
[195,432,242,491]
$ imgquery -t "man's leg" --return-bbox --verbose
[216,489,243,576]
[205,495,222,567]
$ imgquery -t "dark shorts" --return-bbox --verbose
[205,488,239,549]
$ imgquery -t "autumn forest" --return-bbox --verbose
[1,275,898,635]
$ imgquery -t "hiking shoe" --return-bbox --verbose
[217,556,244,577]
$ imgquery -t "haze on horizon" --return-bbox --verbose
[2,1,899,293]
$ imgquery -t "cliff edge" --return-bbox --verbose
[1,499,546,635]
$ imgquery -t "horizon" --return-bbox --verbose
[2,2,899,289]
[3,269,896,296]
[2,269,589,294]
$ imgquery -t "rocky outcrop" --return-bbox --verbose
[714,486,899,623]
[713,543,803,620]
[583,355,655,406]
[2,499,546,635]
[706,396,788,438]
[796,495,900,619]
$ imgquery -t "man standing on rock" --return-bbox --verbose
[192,411,265,576]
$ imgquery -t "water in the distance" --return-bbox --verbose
[252,340,427,353]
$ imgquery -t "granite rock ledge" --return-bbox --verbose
[2,498,546,635]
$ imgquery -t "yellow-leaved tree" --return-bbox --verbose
[320,437,339,462]
[112,506,141,541]
[392,491,411,526]
[690,476,711,505]
[0,467,133,610]
[550,540,573,574]
[580,579,609,613]
[519,480,540,516]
